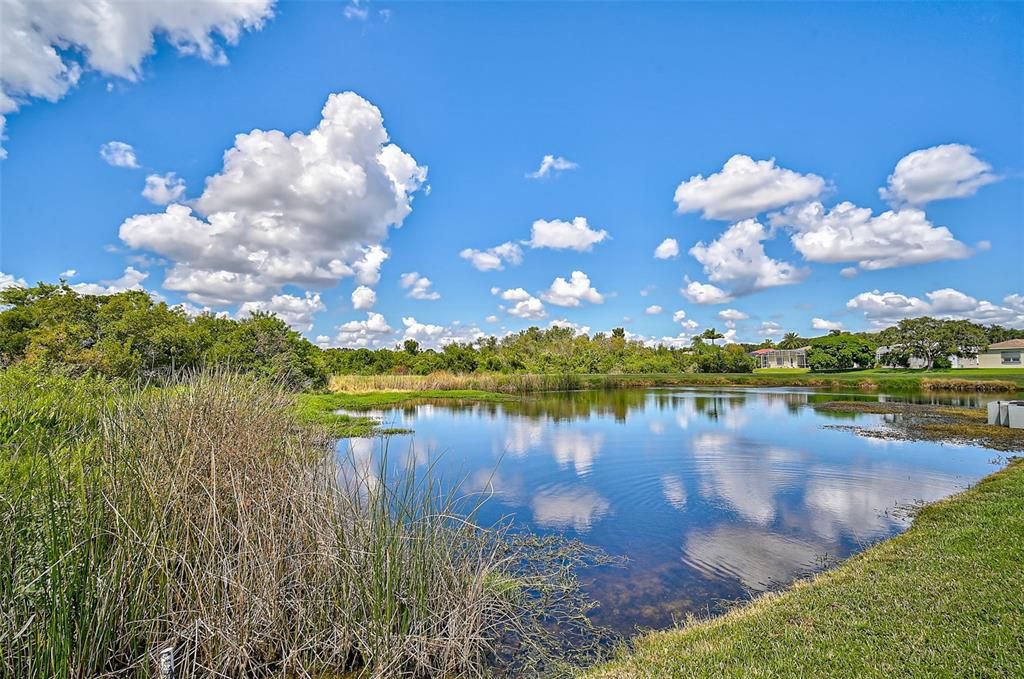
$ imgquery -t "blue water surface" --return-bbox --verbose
[338,388,1002,633]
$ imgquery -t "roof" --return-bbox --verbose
[749,347,810,355]
[987,339,1024,350]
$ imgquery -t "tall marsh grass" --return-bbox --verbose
[0,369,609,678]
[919,377,1018,392]
[329,372,582,394]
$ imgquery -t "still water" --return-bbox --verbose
[338,387,1002,633]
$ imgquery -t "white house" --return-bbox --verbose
[876,340,1023,369]
[977,339,1024,368]
[750,347,809,369]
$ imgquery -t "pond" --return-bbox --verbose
[337,387,1003,634]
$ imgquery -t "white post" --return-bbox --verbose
[159,646,175,679]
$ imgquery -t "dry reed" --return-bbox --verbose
[328,372,581,394]
[0,369,611,678]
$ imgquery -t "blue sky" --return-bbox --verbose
[1,1,1022,347]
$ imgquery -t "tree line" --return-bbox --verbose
[2,282,1021,386]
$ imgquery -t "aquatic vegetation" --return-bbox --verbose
[815,400,1024,451]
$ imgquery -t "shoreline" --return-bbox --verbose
[815,400,1024,452]
[301,374,1023,438]
[301,383,1024,677]
[583,456,1023,678]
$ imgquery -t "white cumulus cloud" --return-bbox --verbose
[237,292,324,332]
[493,287,547,320]
[118,92,424,306]
[402,317,484,348]
[343,0,369,20]
[526,217,608,252]
[645,305,663,315]
[0,271,27,290]
[773,201,972,271]
[718,308,749,321]
[654,237,679,259]
[0,0,275,156]
[527,154,578,179]
[674,155,825,220]
[689,219,808,296]
[399,272,440,300]
[459,241,523,271]
[549,319,591,336]
[541,271,605,307]
[70,266,148,295]
[880,143,999,207]
[99,141,139,168]
[812,318,843,331]
[351,285,376,310]
[328,312,395,347]
[681,280,733,305]
[141,172,186,205]
[847,288,1024,329]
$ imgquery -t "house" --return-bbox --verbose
[750,346,809,369]
[875,340,1023,369]
[977,339,1024,368]
[875,345,979,368]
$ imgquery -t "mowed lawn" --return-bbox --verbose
[583,458,1024,678]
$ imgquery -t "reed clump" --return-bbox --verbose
[0,368,610,678]
[920,377,1018,392]
[329,372,582,394]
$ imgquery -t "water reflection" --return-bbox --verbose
[337,387,999,633]
[683,527,821,592]
[531,484,612,530]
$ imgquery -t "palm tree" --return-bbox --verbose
[702,327,725,347]
[779,332,801,349]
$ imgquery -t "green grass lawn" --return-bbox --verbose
[295,389,517,436]
[839,368,1024,381]
[753,368,811,374]
[583,458,1024,678]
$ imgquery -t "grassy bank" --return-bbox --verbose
[297,389,518,436]
[329,372,583,394]
[329,370,1024,397]
[0,369,608,678]
[584,458,1024,678]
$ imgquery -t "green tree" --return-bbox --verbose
[701,328,725,347]
[807,333,876,372]
[778,332,802,350]
[878,317,985,369]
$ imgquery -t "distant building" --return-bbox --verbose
[977,339,1024,368]
[876,340,1024,369]
[750,346,809,369]
[876,345,932,369]
[876,345,980,368]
